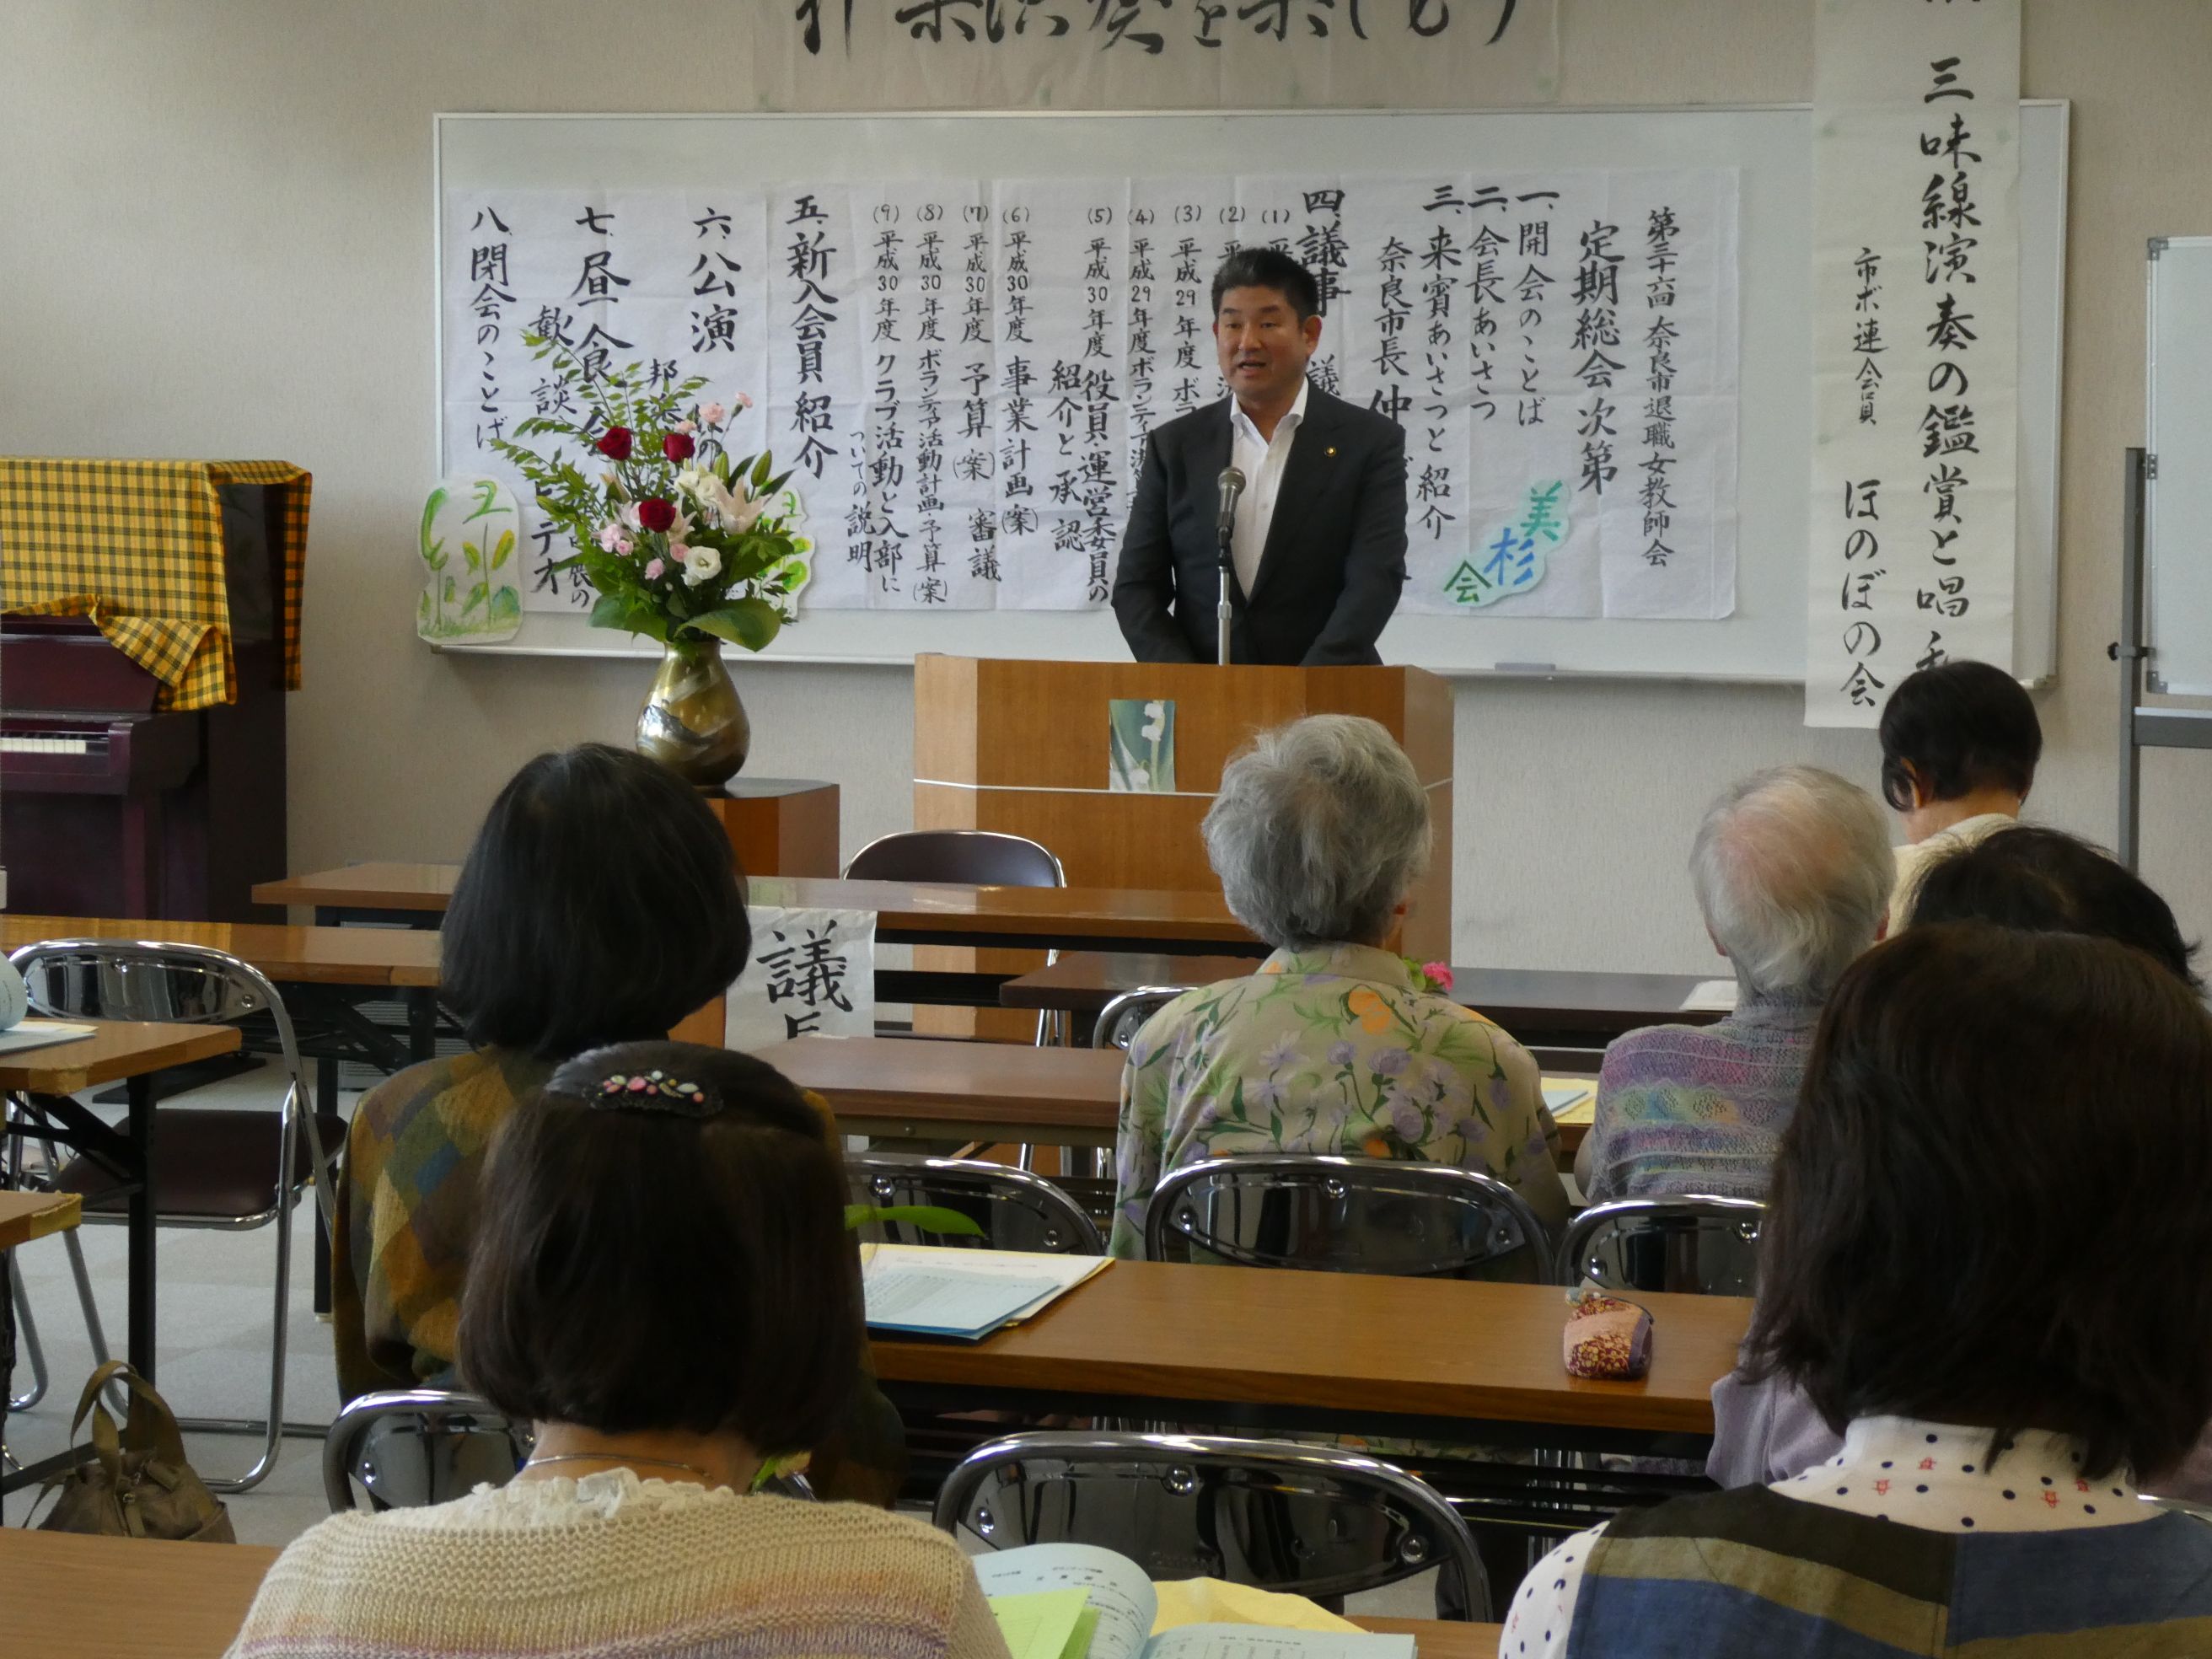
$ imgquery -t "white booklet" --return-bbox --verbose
[972,1544,1415,1659]
[0,1018,98,1057]
[1678,978,1740,1012]
[860,1243,1110,1340]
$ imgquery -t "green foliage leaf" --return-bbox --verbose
[418,486,448,566]
[685,599,781,652]
[588,593,627,631]
[843,1204,985,1238]
[751,451,773,490]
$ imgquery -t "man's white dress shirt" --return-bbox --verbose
[1227,377,1310,599]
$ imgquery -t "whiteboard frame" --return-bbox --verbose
[430,102,2068,685]
[2144,234,2212,697]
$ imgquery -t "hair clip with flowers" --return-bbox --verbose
[591,1069,717,1118]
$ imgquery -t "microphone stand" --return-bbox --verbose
[1216,523,1234,668]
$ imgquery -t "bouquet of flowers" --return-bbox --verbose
[490,332,810,652]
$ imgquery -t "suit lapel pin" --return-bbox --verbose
[1326,446,1337,457]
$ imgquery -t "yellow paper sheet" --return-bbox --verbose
[1542,1075,1597,1127]
[1150,1579,1361,1635]
[990,1588,1096,1659]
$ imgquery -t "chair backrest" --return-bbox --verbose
[935,1431,1489,1621]
[8,938,301,1073]
[2147,1495,2212,1523]
[1555,1196,1767,1296]
[843,830,1066,889]
[1143,1154,1553,1281]
[1091,986,1187,1051]
[849,1152,1103,1254]
[323,1388,531,1513]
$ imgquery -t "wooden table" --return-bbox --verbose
[1002,953,1721,1052]
[2,915,443,988]
[873,1259,1747,1454]
[255,865,1264,956]
[0,1529,1505,1657]
[761,1034,1128,1146]
[0,1187,81,1251]
[0,1022,240,1387]
[762,1035,1597,1167]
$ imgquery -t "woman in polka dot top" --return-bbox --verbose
[1506,923,2212,1657]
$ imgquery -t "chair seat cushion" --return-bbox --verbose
[56,1109,347,1222]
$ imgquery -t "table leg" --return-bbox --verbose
[407,988,437,1065]
[126,1073,157,1382]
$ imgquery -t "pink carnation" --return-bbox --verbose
[643,557,666,580]
[1421,961,1455,991]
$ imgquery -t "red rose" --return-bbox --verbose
[594,426,634,461]
[662,432,695,462]
[636,497,677,533]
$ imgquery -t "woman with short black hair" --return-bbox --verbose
[331,744,901,1503]
[234,1044,1009,1659]
[1913,823,2202,989]
[1876,658,2043,922]
[1508,924,2212,1656]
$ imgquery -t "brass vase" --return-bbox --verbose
[636,636,749,786]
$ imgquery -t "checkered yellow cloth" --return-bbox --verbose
[0,458,309,711]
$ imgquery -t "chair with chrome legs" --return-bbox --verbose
[847,1151,1103,1254]
[843,830,1068,1046]
[1555,1195,1766,1297]
[6,939,347,1491]
[1091,986,1186,1053]
[1144,1153,1556,1282]
[936,1430,1490,1620]
[323,1388,532,1513]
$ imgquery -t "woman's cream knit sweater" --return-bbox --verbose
[224,1470,1012,1659]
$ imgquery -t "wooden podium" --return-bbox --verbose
[912,658,1453,1011]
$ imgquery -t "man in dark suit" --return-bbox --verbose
[1112,249,1409,666]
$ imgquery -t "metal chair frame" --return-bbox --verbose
[322,1387,530,1513]
[1143,1153,1556,1280]
[1090,986,1189,1052]
[935,1430,1490,1620]
[1554,1195,1766,1295]
[5,938,342,1490]
[848,1151,1104,1254]
[844,829,1068,1051]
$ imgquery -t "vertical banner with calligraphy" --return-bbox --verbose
[1806,0,2021,727]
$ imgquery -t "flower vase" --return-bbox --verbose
[636,637,749,787]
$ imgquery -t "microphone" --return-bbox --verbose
[1216,466,1247,545]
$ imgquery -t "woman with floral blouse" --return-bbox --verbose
[1107,714,1568,1258]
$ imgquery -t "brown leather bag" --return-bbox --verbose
[35,1361,234,1542]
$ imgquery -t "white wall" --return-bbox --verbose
[6,1,2209,973]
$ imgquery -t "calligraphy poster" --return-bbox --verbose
[1805,0,2021,727]
[759,2,1560,114]
[725,906,878,1049]
[444,168,1738,623]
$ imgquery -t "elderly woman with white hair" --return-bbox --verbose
[1576,765,1893,1203]
[1107,714,1568,1259]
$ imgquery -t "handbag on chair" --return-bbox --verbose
[35,1360,235,1542]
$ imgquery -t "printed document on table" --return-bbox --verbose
[860,1244,1109,1338]
[1679,979,1740,1012]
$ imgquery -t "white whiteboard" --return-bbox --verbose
[433,105,2066,683]
[2147,236,2212,695]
